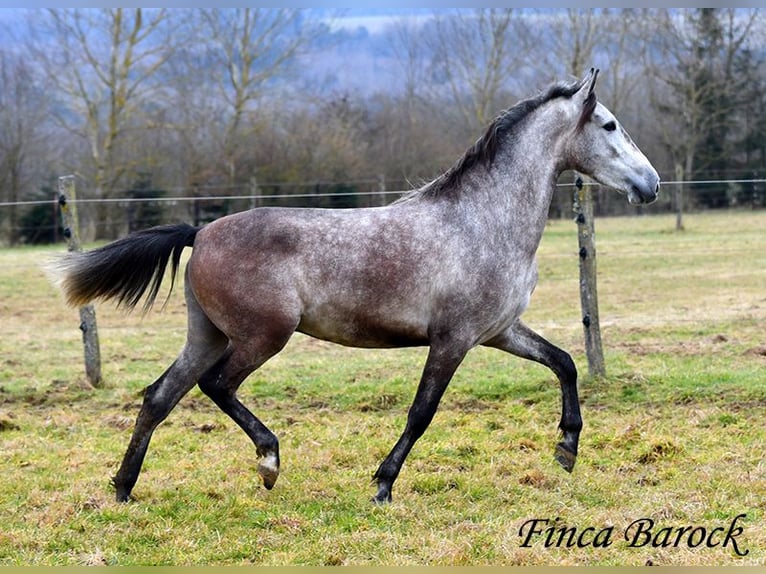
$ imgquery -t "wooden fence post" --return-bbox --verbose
[573,176,606,378]
[57,175,102,387]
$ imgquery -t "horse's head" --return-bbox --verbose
[566,68,660,205]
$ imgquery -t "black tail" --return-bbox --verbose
[53,223,200,312]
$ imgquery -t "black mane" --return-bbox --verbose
[408,78,586,202]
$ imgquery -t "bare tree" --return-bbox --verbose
[647,8,759,227]
[0,49,49,245]
[535,8,650,106]
[30,8,178,239]
[199,9,313,185]
[734,14,766,176]
[564,10,596,78]
[376,17,458,186]
[158,26,228,197]
[429,9,533,131]
[390,18,426,105]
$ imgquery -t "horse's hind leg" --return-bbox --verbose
[112,282,228,502]
[484,320,582,472]
[197,323,295,491]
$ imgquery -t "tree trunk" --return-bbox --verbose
[674,161,685,231]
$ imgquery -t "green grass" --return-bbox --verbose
[0,211,764,565]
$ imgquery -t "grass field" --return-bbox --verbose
[0,210,764,565]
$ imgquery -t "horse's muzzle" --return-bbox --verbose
[629,179,660,205]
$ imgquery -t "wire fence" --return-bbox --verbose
[1,177,765,209]
[0,177,765,244]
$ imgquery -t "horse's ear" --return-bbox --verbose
[575,68,599,101]
[585,67,599,96]
[575,68,599,130]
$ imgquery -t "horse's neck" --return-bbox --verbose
[460,116,567,249]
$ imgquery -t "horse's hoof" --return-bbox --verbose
[114,487,134,503]
[554,442,577,473]
[371,486,392,505]
[257,453,280,490]
[111,476,132,502]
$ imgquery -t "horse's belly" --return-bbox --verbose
[297,306,430,348]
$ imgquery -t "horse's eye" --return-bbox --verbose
[603,121,617,132]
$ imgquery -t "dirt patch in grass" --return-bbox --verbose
[0,412,20,431]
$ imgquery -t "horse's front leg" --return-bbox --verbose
[484,320,582,472]
[372,339,469,504]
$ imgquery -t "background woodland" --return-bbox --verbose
[1,8,765,242]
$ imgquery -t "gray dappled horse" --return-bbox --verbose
[53,69,659,504]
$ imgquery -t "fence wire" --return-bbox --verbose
[1,177,765,209]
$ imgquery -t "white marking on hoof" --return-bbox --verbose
[258,452,279,490]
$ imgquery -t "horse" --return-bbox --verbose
[51,68,659,504]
